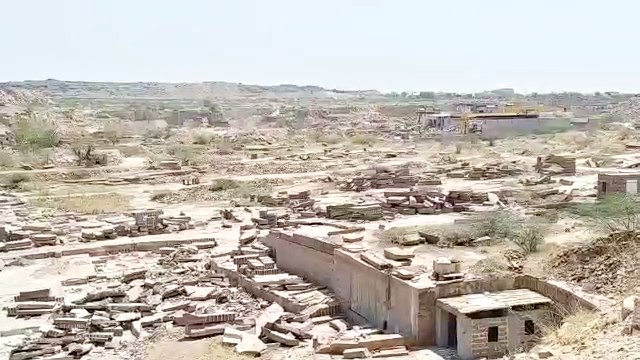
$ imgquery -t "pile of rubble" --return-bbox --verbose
[338,167,439,192]
[382,188,462,215]
[606,97,640,123]
[256,190,312,208]
[445,161,524,180]
[547,231,640,294]
[4,242,272,360]
[1,209,199,252]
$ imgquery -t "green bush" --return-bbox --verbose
[209,179,240,192]
[15,116,59,150]
[4,173,30,189]
[512,223,544,254]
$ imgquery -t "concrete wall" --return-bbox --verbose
[263,232,335,287]
[333,250,389,330]
[264,235,426,346]
[478,117,571,138]
[507,308,547,352]
[513,275,599,312]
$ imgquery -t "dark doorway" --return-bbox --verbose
[447,312,457,348]
[600,181,607,194]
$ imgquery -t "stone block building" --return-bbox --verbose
[597,171,640,198]
[435,289,551,360]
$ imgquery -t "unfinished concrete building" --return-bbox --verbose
[598,171,640,197]
[262,227,597,358]
[435,290,551,360]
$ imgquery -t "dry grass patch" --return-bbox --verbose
[30,193,130,214]
[542,310,604,348]
[350,133,379,146]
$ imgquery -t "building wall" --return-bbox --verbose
[507,309,547,351]
[478,117,571,138]
[597,173,640,197]
[263,232,335,287]
[469,316,508,359]
[333,250,389,330]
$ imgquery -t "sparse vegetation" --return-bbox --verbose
[350,133,378,146]
[15,115,59,150]
[4,173,31,189]
[209,179,240,192]
[167,144,206,166]
[542,310,604,348]
[512,222,544,254]
[191,130,215,145]
[472,211,519,240]
[103,119,127,144]
[30,193,130,214]
[381,227,412,244]
[570,194,640,233]
[0,150,16,168]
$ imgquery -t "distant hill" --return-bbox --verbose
[0,79,384,100]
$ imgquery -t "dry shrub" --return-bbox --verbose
[615,126,636,140]
[350,134,379,146]
[542,310,604,348]
[380,227,412,244]
[0,150,16,168]
[190,130,215,145]
[167,145,206,166]
[473,211,519,240]
[512,222,545,254]
[31,193,130,214]
[15,115,59,150]
[216,140,234,155]
[116,144,149,157]
[209,179,240,192]
[4,173,30,189]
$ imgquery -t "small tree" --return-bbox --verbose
[570,194,640,233]
[512,223,544,254]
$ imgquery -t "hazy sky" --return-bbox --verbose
[1,0,638,93]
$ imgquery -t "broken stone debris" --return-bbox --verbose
[4,229,410,359]
[0,207,203,253]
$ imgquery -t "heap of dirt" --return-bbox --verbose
[547,231,640,295]
[607,97,640,123]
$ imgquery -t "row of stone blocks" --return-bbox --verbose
[1,237,217,260]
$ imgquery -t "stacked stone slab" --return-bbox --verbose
[0,223,61,251]
[6,288,63,317]
[445,162,524,180]
[252,209,288,229]
[382,188,460,215]
[338,167,421,192]
[326,203,384,220]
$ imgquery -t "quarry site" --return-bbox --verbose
[2,81,640,360]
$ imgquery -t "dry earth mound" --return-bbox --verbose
[548,231,640,295]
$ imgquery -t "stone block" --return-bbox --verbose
[343,348,370,359]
